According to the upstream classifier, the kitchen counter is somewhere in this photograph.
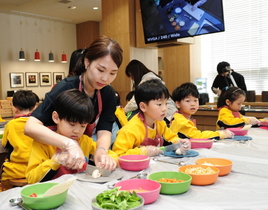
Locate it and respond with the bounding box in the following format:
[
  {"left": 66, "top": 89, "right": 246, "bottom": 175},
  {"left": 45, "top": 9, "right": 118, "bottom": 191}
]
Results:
[{"left": 1, "top": 128, "right": 268, "bottom": 210}]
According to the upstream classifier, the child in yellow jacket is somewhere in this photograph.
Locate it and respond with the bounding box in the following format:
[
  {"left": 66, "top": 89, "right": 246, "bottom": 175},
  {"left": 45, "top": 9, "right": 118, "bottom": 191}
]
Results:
[
  {"left": 112, "top": 79, "right": 190, "bottom": 157},
  {"left": 216, "top": 87, "right": 260, "bottom": 130},
  {"left": 170, "top": 82, "right": 233, "bottom": 140},
  {"left": 1, "top": 90, "right": 39, "bottom": 190},
  {"left": 26, "top": 89, "right": 117, "bottom": 184}
]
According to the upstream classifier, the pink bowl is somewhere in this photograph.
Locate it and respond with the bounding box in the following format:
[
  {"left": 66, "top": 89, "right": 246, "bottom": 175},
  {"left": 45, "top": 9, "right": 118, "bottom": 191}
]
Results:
[
  {"left": 114, "top": 179, "right": 161, "bottom": 204},
  {"left": 189, "top": 139, "right": 213, "bottom": 149},
  {"left": 227, "top": 128, "right": 248, "bottom": 136},
  {"left": 118, "top": 155, "right": 150, "bottom": 171}
]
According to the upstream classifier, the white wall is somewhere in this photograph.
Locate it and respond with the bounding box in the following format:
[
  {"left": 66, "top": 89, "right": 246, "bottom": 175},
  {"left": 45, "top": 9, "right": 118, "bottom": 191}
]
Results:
[{"left": 0, "top": 13, "right": 77, "bottom": 99}]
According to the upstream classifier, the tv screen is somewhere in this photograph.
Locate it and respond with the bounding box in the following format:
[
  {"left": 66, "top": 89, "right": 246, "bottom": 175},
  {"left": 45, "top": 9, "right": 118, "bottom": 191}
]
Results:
[{"left": 139, "top": 0, "right": 225, "bottom": 44}]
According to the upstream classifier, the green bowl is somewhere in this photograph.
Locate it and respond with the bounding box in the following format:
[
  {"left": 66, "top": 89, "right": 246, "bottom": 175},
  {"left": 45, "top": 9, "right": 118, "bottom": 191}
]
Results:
[
  {"left": 20, "top": 183, "right": 68, "bottom": 209},
  {"left": 148, "top": 171, "right": 192, "bottom": 195}
]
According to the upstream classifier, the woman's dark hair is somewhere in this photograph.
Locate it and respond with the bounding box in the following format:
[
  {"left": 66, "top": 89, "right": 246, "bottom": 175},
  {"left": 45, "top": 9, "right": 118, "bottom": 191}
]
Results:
[
  {"left": 72, "top": 36, "right": 123, "bottom": 76},
  {"left": 135, "top": 79, "right": 169, "bottom": 110},
  {"left": 217, "top": 87, "right": 246, "bottom": 108},
  {"left": 54, "top": 89, "right": 94, "bottom": 124},
  {"left": 68, "top": 49, "right": 85, "bottom": 76},
  {"left": 12, "top": 90, "right": 39, "bottom": 111},
  {"left": 172, "top": 82, "right": 199, "bottom": 102},
  {"left": 125, "top": 59, "right": 161, "bottom": 90},
  {"left": 126, "top": 90, "right": 135, "bottom": 102}
]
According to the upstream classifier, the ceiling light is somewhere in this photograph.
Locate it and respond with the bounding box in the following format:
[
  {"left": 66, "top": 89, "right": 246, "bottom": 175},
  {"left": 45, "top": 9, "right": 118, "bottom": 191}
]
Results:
[
  {"left": 93, "top": 7, "right": 98, "bottom": 10},
  {"left": 49, "top": 51, "right": 54, "bottom": 62},
  {"left": 61, "top": 52, "right": 67, "bottom": 63},
  {"left": 68, "top": 6, "right": 76, "bottom": 9},
  {"left": 19, "top": 48, "right": 25, "bottom": 61}
]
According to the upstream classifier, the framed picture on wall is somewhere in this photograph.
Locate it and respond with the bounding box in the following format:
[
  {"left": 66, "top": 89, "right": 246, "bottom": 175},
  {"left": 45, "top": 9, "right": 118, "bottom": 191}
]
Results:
[
  {"left": 39, "top": 72, "right": 52, "bottom": 86},
  {"left": 10, "top": 72, "right": 24, "bottom": 88},
  {"left": 53, "top": 72, "right": 65, "bottom": 84},
  {"left": 25, "top": 72, "right": 38, "bottom": 87}
]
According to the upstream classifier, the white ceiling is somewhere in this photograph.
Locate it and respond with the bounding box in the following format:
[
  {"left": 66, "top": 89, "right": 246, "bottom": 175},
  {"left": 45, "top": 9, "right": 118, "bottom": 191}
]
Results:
[{"left": 0, "top": 0, "right": 102, "bottom": 24}]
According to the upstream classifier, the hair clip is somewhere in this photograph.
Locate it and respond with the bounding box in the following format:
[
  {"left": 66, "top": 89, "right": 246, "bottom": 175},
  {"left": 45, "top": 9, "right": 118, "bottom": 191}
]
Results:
[{"left": 232, "top": 88, "right": 241, "bottom": 94}]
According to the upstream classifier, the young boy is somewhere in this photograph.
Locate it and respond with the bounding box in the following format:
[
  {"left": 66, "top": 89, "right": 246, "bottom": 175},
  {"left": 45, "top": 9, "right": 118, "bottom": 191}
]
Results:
[
  {"left": 26, "top": 89, "right": 118, "bottom": 184},
  {"left": 1, "top": 90, "right": 39, "bottom": 190},
  {"left": 112, "top": 79, "right": 190, "bottom": 157},
  {"left": 170, "top": 82, "right": 233, "bottom": 139}
]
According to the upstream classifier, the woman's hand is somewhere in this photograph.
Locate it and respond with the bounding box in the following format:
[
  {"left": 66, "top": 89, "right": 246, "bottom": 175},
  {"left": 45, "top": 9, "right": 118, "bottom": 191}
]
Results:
[
  {"left": 94, "top": 148, "right": 117, "bottom": 171},
  {"left": 61, "top": 139, "right": 85, "bottom": 170}
]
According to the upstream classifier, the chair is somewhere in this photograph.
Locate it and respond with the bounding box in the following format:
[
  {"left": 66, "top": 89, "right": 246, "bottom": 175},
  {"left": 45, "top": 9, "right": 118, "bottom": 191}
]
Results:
[{"left": 9, "top": 178, "right": 28, "bottom": 187}]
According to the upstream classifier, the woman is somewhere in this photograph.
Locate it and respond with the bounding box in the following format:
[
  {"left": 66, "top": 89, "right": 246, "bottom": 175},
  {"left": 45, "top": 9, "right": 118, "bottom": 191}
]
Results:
[
  {"left": 124, "top": 59, "right": 176, "bottom": 122},
  {"left": 24, "top": 35, "right": 123, "bottom": 171}
]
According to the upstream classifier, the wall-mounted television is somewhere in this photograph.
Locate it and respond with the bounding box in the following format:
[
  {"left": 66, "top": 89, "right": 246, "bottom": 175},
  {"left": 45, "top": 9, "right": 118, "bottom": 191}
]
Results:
[{"left": 139, "top": 0, "right": 225, "bottom": 44}]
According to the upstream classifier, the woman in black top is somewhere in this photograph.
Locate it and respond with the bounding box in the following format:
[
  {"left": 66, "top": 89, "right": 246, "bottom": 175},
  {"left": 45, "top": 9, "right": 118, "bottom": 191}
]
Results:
[{"left": 25, "top": 35, "right": 123, "bottom": 171}]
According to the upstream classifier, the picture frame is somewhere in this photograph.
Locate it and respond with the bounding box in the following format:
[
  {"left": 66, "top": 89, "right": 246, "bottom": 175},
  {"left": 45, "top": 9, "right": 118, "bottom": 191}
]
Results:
[
  {"left": 10, "top": 72, "right": 24, "bottom": 88},
  {"left": 53, "top": 72, "right": 65, "bottom": 84},
  {"left": 25, "top": 72, "right": 38, "bottom": 87},
  {"left": 39, "top": 72, "right": 52, "bottom": 86}
]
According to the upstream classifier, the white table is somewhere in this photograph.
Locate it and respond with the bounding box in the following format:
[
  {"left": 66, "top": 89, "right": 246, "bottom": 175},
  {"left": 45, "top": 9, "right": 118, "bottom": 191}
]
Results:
[{"left": 1, "top": 128, "right": 268, "bottom": 210}]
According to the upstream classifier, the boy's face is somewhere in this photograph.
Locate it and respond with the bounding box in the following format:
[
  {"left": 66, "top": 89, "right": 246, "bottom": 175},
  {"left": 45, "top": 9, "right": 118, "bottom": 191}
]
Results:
[
  {"left": 141, "top": 97, "right": 168, "bottom": 123},
  {"left": 52, "top": 112, "right": 87, "bottom": 140},
  {"left": 176, "top": 95, "right": 199, "bottom": 118}
]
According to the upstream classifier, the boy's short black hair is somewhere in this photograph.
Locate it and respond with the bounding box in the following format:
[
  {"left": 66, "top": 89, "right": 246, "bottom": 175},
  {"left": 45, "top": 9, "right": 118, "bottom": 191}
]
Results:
[
  {"left": 54, "top": 89, "right": 94, "bottom": 124},
  {"left": 134, "top": 79, "right": 170, "bottom": 110},
  {"left": 172, "top": 82, "right": 199, "bottom": 102},
  {"left": 12, "top": 90, "right": 39, "bottom": 111}
]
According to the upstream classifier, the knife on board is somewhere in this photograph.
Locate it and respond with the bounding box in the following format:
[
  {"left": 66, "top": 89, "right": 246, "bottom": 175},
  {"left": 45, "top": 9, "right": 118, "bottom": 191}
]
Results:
[
  {"left": 85, "top": 165, "right": 112, "bottom": 177},
  {"left": 159, "top": 142, "right": 182, "bottom": 152}
]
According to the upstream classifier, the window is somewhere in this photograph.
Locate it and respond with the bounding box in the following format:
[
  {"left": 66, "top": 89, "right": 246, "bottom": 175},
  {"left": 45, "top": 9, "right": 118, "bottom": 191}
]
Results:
[{"left": 200, "top": 0, "right": 268, "bottom": 102}]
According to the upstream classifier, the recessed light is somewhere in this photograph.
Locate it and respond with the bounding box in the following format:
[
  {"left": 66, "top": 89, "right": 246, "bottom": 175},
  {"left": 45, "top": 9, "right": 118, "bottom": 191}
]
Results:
[
  {"left": 93, "top": 7, "right": 98, "bottom": 10},
  {"left": 68, "top": 6, "right": 76, "bottom": 9}
]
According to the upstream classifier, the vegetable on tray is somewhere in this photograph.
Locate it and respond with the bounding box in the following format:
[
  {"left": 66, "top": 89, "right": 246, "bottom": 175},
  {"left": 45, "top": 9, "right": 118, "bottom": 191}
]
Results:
[{"left": 92, "top": 187, "right": 142, "bottom": 210}]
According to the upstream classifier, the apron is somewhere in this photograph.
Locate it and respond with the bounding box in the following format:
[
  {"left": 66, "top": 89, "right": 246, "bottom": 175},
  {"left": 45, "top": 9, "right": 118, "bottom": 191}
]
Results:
[
  {"left": 138, "top": 112, "right": 163, "bottom": 147},
  {"left": 79, "top": 74, "right": 103, "bottom": 137}
]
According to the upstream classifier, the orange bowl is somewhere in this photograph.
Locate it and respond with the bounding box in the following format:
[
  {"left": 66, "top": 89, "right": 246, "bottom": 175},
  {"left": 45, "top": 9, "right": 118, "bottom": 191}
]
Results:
[
  {"left": 195, "top": 158, "right": 233, "bottom": 176},
  {"left": 179, "top": 165, "right": 219, "bottom": 185}
]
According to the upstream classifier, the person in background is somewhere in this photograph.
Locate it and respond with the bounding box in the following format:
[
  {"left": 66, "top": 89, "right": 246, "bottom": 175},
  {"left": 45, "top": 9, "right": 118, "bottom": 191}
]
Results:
[
  {"left": 211, "top": 61, "right": 247, "bottom": 96},
  {"left": 125, "top": 90, "right": 139, "bottom": 120},
  {"left": 1, "top": 90, "right": 39, "bottom": 190},
  {"left": 112, "top": 79, "right": 190, "bottom": 157},
  {"left": 216, "top": 87, "right": 260, "bottom": 130},
  {"left": 110, "top": 90, "right": 128, "bottom": 146},
  {"left": 124, "top": 59, "right": 177, "bottom": 123},
  {"left": 170, "top": 82, "right": 233, "bottom": 140},
  {"left": 24, "top": 35, "right": 123, "bottom": 171},
  {"left": 68, "top": 49, "right": 85, "bottom": 77},
  {"left": 26, "top": 89, "right": 118, "bottom": 184}
]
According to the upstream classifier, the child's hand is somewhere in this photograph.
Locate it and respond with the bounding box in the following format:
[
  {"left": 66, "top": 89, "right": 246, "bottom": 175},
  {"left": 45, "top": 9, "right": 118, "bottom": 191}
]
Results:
[
  {"left": 249, "top": 117, "right": 260, "bottom": 125},
  {"left": 61, "top": 139, "right": 85, "bottom": 170},
  {"left": 219, "top": 129, "right": 234, "bottom": 139},
  {"left": 140, "top": 146, "right": 163, "bottom": 157},
  {"left": 51, "top": 152, "right": 68, "bottom": 166},
  {"left": 179, "top": 139, "right": 191, "bottom": 152}
]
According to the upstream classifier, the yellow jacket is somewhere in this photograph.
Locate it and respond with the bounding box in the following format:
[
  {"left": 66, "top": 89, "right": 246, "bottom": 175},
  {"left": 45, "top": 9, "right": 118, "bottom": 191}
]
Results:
[
  {"left": 115, "top": 106, "right": 128, "bottom": 127},
  {"left": 1, "top": 117, "right": 33, "bottom": 180},
  {"left": 26, "top": 134, "right": 118, "bottom": 184},
  {"left": 216, "top": 107, "right": 250, "bottom": 130},
  {"left": 112, "top": 114, "right": 179, "bottom": 157},
  {"left": 170, "top": 113, "right": 223, "bottom": 139}
]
